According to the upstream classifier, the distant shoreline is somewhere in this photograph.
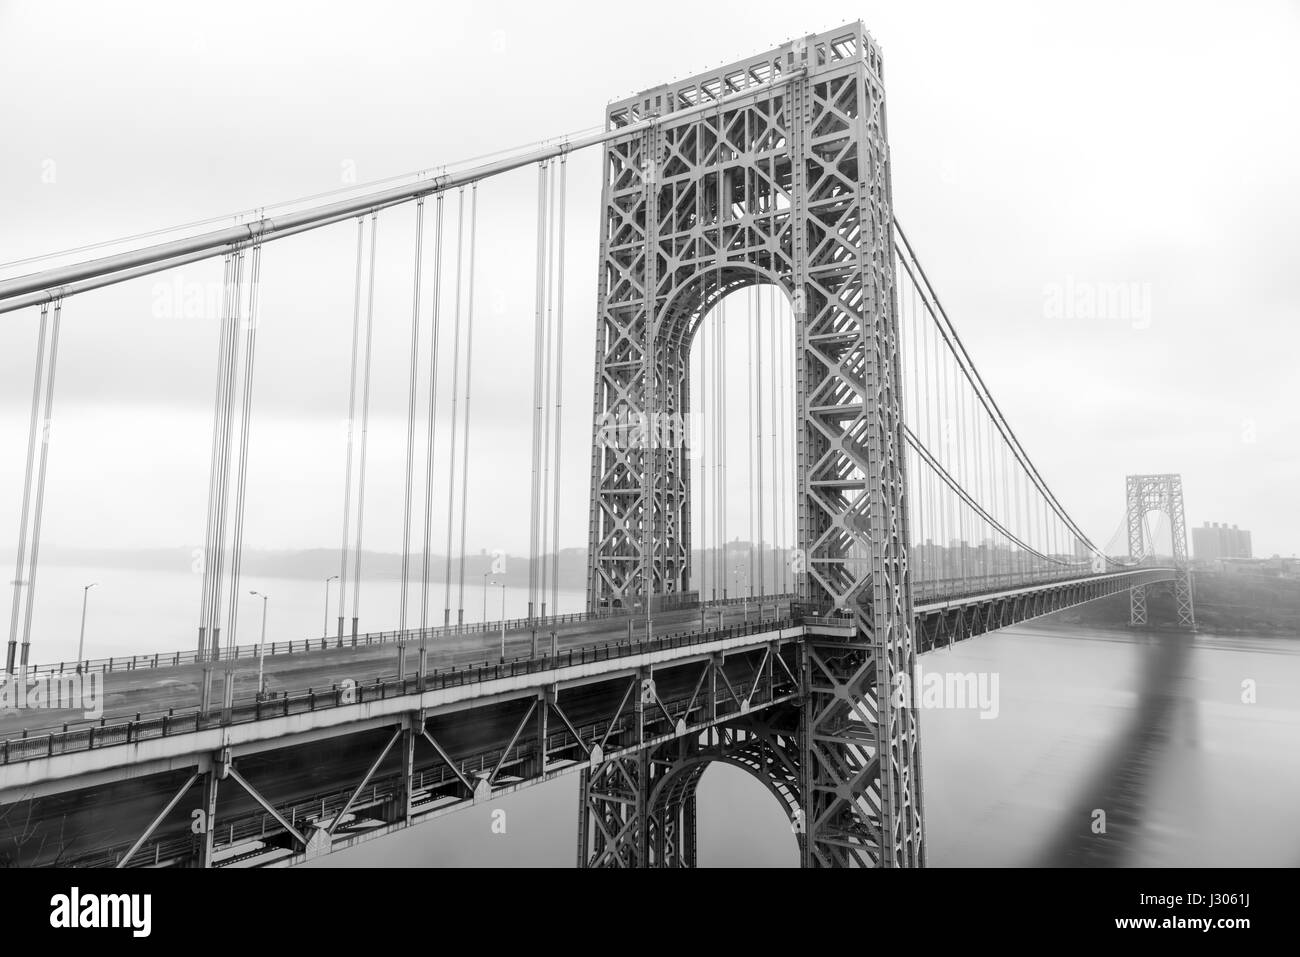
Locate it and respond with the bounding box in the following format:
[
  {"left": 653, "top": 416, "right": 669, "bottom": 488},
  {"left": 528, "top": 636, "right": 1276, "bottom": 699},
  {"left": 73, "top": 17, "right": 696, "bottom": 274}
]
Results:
[{"left": 22, "top": 542, "right": 790, "bottom": 593}]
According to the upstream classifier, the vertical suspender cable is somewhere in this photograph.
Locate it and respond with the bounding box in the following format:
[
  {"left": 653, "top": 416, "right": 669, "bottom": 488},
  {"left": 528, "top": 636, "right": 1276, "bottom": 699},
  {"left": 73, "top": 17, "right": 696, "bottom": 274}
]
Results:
[
  {"left": 746, "top": 289, "right": 754, "bottom": 598},
  {"left": 755, "top": 286, "right": 764, "bottom": 598},
  {"left": 197, "top": 255, "right": 233, "bottom": 659},
  {"left": 713, "top": 302, "right": 722, "bottom": 600},
  {"left": 720, "top": 299, "right": 728, "bottom": 598},
  {"left": 223, "top": 243, "right": 263, "bottom": 657},
  {"left": 16, "top": 300, "right": 63, "bottom": 669},
  {"left": 6, "top": 303, "right": 50, "bottom": 674},
  {"left": 957, "top": 355, "right": 967, "bottom": 582},
  {"left": 420, "top": 194, "right": 445, "bottom": 631},
  {"left": 927, "top": 298, "right": 940, "bottom": 583},
  {"left": 910, "top": 282, "right": 923, "bottom": 585},
  {"left": 548, "top": 157, "right": 568, "bottom": 617},
  {"left": 527, "top": 162, "right": 548, "bottom": 620},
  {"left": 539, "top": 168, "right": 557, "bottom": 616},
  {"left": 764, "top": 287, "right": 774, "bottom": 595},
  {"left": 780, "top": 294, "right": 789, "bottom": 592},
  {"left": 987, "top": 393, "right": 997, "bottom": 573},
  {"left": 719, "top": 302, "right": 726, "bottom": 599},
  {"left": 350, "top": 214, "right": 380, "bottom": 641},
  {"left": 924, "top": 294, "right": 934, "bottom": 586},
  {"left": 714, "top": 144, "right": 725, "bottom": 604},
  {"left": 442, "top": 190, "right": 466, "bottom": 627},
  {"left": 206, "top": 251, "right": 245, "bottom": 656},
  {"left": 454, "top": 185, "right": 479, "bottom": 627},
  {"left": 943, "top": 312, "right": 955, "bottom": 583},
  {"left": 702, "top": 295, "right": 712, "bottom": 600},
  {"left": 399, "top": 199, "right": 426, "bottom": 633},
  {"left": 336, "top": 218, "right": 365, "bottom": 641}
]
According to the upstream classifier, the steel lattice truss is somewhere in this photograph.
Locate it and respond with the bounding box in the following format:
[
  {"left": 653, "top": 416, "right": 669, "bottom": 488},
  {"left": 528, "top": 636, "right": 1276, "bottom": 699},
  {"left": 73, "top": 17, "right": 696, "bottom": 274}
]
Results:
[
  {"left": 585, "top": 24, "right": 923, "bottom": 866},
  {"left": 579, "top": 711, "right": 803, "bottom": 867},
  {"left": 1125, "top": 473, "right": 1195, "bottom": 628}
]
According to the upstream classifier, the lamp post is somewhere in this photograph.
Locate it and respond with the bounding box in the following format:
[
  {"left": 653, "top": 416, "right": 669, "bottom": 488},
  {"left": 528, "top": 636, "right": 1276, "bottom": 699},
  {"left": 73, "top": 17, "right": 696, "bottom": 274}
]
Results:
[
  {"left": 482, "top": 570, "right": 490, "bottom": 625},
  {"left": 323, "top": 575, "right": 338, "bottom": 640},
  {"left": 491, "top": 580, "right": 505, "bottom": 660},
  {"left": 249, "top": 590, "right": 269, "bottom": 696},
  {"left": 76, "top": 582, "right": 98, "bottom": 673},
  {"left": 734, "top": 566, "right": 747, "bottom": 622}
]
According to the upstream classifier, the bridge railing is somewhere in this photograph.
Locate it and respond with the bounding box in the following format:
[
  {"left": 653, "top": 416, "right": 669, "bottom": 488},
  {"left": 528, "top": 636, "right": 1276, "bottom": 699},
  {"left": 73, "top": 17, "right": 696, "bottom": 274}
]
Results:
[
  {"left": 15, "top": 608, "right": 624, "bottom": 679},
  {"left": 16, "top": 592, "right": 801, "bottom": 681},
  {"left": 0, "top": 612, "right": 802, "bottom": 767},
  {"left": 914, "top": 566, "right": 1114, "bottom": 605}
]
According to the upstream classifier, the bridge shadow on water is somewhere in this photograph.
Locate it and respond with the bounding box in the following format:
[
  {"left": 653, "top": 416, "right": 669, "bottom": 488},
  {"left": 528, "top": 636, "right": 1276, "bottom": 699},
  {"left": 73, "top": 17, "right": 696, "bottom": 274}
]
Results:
[{"left": 1035, "top": 629, "right": 1193, "bottom": 867}]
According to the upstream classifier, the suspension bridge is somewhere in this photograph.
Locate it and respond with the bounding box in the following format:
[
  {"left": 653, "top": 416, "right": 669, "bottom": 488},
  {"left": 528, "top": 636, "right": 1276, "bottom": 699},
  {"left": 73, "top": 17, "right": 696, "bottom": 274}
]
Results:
[{"left": 0, "top": 23, "right": 1193, "bottom": 868}]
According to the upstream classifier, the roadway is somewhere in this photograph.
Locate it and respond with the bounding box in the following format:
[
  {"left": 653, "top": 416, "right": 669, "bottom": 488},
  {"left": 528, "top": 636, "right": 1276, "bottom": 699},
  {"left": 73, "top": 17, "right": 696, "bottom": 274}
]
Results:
[{"left": 0, "top": 598, "right": 792, "bottom": 740}]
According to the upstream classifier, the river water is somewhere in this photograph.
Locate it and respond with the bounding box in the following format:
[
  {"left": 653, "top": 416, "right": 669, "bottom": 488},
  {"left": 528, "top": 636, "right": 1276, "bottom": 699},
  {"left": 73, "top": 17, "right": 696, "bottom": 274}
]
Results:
[{"left": 13, "top": 564, "right": 1300, "bottom": 867}]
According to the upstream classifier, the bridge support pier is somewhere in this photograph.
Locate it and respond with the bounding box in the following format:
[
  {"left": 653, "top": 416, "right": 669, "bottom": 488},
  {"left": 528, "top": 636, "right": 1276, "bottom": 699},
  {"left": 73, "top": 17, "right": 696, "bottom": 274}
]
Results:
[
  {"left": 195, "top": 765, "right": 220, "bottom": 868},
  {"left": 1129, "top": 584, "right": 1149, "bottom": 626}
]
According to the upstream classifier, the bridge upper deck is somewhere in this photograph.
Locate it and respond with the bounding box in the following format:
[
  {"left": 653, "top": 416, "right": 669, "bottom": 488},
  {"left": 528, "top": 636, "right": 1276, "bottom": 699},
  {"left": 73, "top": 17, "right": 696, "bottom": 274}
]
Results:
[{"left": 0, "top": 566, "right": 1175, "bottom": 768}]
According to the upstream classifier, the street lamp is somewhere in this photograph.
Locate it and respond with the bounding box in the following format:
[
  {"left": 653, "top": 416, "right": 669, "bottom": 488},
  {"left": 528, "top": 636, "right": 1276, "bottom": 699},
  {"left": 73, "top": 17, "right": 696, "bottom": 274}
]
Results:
[
  {"left": 323, "top": 575, "right": 338, "bottom": 640},
  {"left": 482, "top": 570, "right": 490, "bottom": 625},
  {"left": 249, "top": 590, "right": 269, "bottom": 696},
  {"left": 734, "top": 566, "right": 747, "bottom": 622},
  {"left": 76, "top": 582, "right": 98, "bottom": 672},
  {"left": 491, "top": 580, "right": 505, "bottom": 659}
]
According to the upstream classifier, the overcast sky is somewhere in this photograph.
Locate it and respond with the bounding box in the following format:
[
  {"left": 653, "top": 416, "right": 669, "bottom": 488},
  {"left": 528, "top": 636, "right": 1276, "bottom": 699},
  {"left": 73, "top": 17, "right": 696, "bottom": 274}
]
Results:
[{"left": 1, "top": 0, "right": 1297, "bottom": 565}]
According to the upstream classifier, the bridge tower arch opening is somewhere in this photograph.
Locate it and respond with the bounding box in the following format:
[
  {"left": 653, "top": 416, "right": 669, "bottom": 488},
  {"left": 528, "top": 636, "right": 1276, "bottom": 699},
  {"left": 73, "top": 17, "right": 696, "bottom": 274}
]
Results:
[
  {"left": 584, "top": 23, "right": 924, "bottom": 867},
  {"left": 578, "top": 713, "right": 804, "bottom": 868},
  {"left": 1125, "top": 473, "right": 1195, "bottom": 629},
  {"left": 683, "top": 277, "right": 797, "bottom": 602}
]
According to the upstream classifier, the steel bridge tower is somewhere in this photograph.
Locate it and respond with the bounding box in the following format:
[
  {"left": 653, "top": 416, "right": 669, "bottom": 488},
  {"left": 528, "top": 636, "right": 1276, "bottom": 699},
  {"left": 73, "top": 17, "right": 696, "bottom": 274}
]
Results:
[
  {"left": 1125, "top": 473, "right": 1195, "bottom": 629},
  {"left": 582, "top": 24, "right": 923, "bottom": 867}
]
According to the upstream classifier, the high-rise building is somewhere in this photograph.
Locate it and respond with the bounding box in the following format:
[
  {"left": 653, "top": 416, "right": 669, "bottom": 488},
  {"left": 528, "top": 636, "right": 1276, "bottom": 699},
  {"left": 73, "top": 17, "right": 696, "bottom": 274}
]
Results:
[{"left": 1192, "top": 521, "right": 1252, "bottom": 561}]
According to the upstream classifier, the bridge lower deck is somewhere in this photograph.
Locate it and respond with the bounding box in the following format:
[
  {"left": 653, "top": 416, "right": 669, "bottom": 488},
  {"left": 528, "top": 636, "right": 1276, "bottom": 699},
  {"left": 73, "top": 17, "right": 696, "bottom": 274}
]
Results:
[{"left": 0, "top": 568, "right": 1175, "bottom": 868}]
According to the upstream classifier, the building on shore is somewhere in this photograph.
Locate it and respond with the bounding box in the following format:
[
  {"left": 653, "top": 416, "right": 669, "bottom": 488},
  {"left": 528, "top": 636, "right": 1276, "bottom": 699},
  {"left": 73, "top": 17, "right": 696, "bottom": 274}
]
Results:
[
  {"left": 1193, "top": 521, "right": 1252, "bottom": 561},
  {"left": 1212, "top": 555, "right": 1300, "bottom": 578}
]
